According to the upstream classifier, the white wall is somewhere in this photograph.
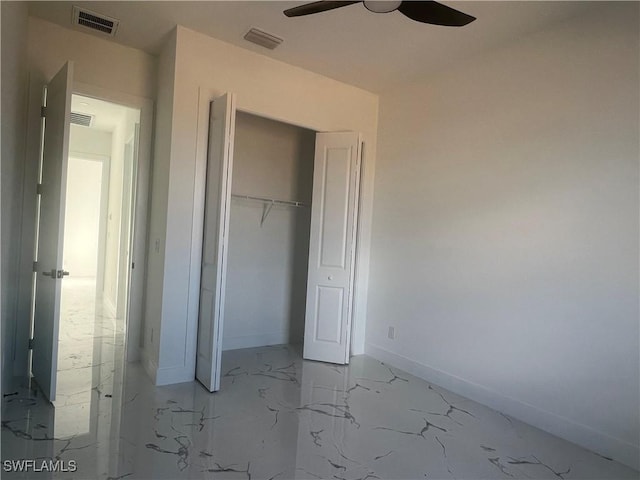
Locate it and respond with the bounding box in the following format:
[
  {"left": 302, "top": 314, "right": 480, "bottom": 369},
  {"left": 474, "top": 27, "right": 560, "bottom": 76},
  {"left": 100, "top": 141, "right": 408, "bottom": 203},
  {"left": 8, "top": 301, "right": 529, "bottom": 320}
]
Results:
[
  {"left": 69, "top": 123, "right": 112, "bottom": 157},
  {"left": 26, "top": 17, "right": 155, "bottom": 100},
  {"left": 144, "top": 25, "right": 378, "bottom": 385},
  {"left": 103, "top": 113, "right": 126, "bottom": 314},
  {"left": 1, "top": 1, "right": 29, "bottom": 391},
  {"left": 67, "top": 124, "right": 112, "bottom": 293},
  {"left": 14, "top": 16, "right": 156, "bottom": 377},
  {"left": 367, "top": 3, "right": 639, "bottom": 469},
  {"left": 142, "top": 30, "right": 175, "bottom": 382},
  {"left": 62, "top": 157, "right": 103, "bottom": 277},
  {"left": 64, "top": 124, "right": 113, "bottom": 280},
  {"left": 223, "top": 112, "right": 314, "bottom": 350}
]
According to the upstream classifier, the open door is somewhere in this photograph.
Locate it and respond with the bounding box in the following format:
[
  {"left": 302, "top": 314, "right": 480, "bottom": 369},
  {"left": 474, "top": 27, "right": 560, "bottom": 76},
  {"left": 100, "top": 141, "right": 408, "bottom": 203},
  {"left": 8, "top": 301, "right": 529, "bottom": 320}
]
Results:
[
  {"left": 32, "top": 62, "right": 74, "bottom": 402},
  {"left": 196, "top": 93, "right": 236, "bottom": 392},
  {"left": 304, "top": 132, "right": 362, "bottom": 364}
]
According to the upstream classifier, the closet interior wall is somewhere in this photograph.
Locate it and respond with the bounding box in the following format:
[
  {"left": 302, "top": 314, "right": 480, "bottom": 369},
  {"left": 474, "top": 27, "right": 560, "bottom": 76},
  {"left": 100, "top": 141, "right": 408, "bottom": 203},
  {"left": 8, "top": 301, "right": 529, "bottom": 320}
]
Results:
[{"left": 223, "top": 112, "right": 315, "bottom": 351}]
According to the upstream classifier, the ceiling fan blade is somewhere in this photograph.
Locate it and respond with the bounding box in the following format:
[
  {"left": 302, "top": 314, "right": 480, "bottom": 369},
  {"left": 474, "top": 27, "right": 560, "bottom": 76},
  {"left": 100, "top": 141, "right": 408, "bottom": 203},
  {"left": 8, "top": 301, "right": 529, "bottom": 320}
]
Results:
[
  {"left": 284, "top": 1, "right": 362, "bottom": 17},
  {"left": 398, "top": 1, "right": 476, "bottom": 26}
]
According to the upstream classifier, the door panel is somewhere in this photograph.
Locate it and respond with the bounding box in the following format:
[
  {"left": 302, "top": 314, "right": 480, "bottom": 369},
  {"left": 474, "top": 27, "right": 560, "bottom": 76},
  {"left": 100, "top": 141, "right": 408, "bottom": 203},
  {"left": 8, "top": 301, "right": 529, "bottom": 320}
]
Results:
[
  {"left": 315, "top": 286, "right": 344, "bottom": 343},
  {"left": 196, "top": 93, "right": 236, "bottom": 392},
  {"left": 32, "top": 62, "right": 74, "bottom": 402},
  {"left": 319, "top": 150, "right": 351, "bottom": 268},
  {"left": 304, "top": 132, "right": 361, "bottom": 364}
]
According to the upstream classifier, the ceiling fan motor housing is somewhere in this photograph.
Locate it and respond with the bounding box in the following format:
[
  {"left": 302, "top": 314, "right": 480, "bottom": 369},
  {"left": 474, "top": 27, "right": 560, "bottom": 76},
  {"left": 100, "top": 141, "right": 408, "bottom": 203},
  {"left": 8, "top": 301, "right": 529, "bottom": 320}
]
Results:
[{"left": 363, "top": 1, "right": 403, "bottom": 13}]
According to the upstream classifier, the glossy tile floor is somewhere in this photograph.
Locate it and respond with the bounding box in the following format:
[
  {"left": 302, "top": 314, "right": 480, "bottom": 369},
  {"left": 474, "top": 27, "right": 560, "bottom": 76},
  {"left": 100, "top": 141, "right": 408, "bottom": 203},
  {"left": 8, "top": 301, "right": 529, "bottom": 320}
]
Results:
[
  {"left": 54, "top": 277, "right": 125, "bottom": 439},
  {"left": 2, "top": 283, "right": 638, "bottom": 479}
]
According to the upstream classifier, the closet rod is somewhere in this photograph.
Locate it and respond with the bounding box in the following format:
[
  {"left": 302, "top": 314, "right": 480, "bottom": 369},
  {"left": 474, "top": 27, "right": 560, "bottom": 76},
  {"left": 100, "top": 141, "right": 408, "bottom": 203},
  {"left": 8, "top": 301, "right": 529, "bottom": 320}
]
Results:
[{"left": 230, "top": 193, "right": 309, "bottom": 208}]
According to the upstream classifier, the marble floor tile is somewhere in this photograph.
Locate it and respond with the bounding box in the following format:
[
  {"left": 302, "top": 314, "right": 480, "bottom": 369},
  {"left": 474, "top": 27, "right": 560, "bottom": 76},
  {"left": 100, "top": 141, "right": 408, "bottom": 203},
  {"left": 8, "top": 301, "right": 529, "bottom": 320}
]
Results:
[
  {"left": 3, "top": 345, "right": 638, "bottom": 479},
  {"left": 2, "top": 280, "right": 638, "bottom": 479}
]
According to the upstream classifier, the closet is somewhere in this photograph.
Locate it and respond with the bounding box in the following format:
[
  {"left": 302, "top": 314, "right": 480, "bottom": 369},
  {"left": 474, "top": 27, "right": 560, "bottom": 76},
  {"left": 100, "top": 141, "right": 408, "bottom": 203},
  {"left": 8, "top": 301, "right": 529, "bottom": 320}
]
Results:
[
  {"left": 196, "top": 94, "right": 362, "bottom": 392},
  {"left": 222, "top": 111, "right": 315, "bottom": 351}
]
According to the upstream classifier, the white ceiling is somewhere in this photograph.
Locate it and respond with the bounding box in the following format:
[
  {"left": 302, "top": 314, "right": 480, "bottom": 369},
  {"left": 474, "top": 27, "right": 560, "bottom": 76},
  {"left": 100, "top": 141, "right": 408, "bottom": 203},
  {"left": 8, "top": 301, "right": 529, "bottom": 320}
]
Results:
[{"left": 28, "top": 1, "right": 600, "bottom": 93}]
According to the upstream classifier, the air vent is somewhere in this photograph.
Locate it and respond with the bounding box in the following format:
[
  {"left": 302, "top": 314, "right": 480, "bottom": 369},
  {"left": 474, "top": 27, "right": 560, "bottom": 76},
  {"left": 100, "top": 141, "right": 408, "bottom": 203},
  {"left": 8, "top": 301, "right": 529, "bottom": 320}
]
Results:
[
  {"left": 243, "top": 28, "right": 283, "bottom": 50},
  {"left": 72, "top": 6, "right": 119, "bottom": 36},
  {"left": 70, "top": 112, "right": 93, "bottom": 127}
]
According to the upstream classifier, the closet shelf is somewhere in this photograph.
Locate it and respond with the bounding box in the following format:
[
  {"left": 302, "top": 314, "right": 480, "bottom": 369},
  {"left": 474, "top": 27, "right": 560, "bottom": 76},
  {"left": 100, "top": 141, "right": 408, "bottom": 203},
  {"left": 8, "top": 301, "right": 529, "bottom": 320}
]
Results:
[{"left": 231, "top": 193, "right": 309, "bottom": 227}]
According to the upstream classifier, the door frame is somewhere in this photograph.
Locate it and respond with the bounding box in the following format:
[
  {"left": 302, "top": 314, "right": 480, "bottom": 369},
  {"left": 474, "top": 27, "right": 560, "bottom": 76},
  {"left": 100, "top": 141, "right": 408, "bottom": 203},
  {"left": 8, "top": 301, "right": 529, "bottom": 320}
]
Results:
[
  {"left": 116, "top": 129, "right": 139, "bottom": 320},
  {"left": 189, "top": 89, "right": 364, "bottom": 380},
  {"left": 72, "top": 82, "right": 153, "bottom": 363}
]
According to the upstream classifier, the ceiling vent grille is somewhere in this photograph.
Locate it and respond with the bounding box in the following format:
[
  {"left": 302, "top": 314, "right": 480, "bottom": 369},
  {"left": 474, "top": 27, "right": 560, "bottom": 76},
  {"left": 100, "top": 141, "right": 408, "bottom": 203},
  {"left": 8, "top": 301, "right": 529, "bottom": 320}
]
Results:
[
  {"left": 72, "top": 6, "right": 119, "bottom": 36},
  {"left": 243, "top": 28, "right": 283, "bottom": 50},
  {"left": 70, "top": 112, "right": 93, "bottom": 127}
]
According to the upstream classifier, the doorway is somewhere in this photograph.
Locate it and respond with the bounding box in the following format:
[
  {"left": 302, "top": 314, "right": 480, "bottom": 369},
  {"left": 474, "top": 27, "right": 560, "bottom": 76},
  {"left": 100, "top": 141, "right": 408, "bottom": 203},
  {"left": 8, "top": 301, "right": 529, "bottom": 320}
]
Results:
[
  {"left": 196, "top": 94, "right": 363, "bottom": 392},
  {"left": 29, "top": 62, "right": 152, "bottom": 404},
  {"left": 30, "top": 67, "right": 146, "bottom": 409},
  {"left": 222, "top": 111, "right": 315, "bottom": 353},
  {"left": 53, "top": 94, "right": 140, "bottom": 418}
]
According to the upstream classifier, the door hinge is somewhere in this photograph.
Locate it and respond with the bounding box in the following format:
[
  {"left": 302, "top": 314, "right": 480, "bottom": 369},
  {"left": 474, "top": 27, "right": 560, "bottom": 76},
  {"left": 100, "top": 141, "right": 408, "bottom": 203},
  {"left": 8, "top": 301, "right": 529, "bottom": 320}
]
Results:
[
  {"left": 36, "top": 183, "right": 43, "bottom": 195},
  {"left": 28, "top": 338, "right": 34, "bottom": 350},
  {"left": 40, "top": 106, "right": 47, "bottom": 118},
  {"left": 32, "top": 261, "right": 38, "bottom": 273}
]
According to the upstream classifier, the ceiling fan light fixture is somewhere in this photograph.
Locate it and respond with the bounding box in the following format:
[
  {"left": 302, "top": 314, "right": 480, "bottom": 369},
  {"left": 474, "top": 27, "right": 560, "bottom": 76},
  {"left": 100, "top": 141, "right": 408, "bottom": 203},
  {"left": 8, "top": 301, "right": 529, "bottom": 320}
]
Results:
[
  {"left": 283, "top": 1, "right": 476, "bottom": 27},
  {"left": 363, "top": 1, "right": 402, "bottom": 14}
]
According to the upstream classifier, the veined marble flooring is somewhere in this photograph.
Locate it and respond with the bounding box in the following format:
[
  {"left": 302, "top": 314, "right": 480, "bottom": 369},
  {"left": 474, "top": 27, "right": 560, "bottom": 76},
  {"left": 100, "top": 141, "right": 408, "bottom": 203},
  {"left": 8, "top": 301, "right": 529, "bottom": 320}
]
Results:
[
  {"left": 54, "top": 277, "right": 125, "bottom": 440},
  {"left": 3, "top": 338, "right": 639, "bottom": 479},
  {"left": 2, "top": 279, "right": 638, "bottom": 480}
]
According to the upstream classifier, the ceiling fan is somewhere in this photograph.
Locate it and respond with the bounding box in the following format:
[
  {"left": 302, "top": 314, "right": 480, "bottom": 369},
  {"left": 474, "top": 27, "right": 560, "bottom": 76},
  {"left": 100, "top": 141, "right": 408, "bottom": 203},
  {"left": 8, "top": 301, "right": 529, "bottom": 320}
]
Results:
[{"left": 283, "top": 1, "right": 476, "bottom": 27}]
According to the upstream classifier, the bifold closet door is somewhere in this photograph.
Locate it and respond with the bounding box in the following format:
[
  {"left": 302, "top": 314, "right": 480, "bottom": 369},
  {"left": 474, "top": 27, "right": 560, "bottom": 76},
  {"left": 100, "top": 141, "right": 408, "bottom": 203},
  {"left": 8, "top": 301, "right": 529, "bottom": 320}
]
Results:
[
  {"left": 303, "top": 132, "right": 362, "bottom": 365},
  {"left": 196, "top": 93, "right": 236, "bottom": 392}
]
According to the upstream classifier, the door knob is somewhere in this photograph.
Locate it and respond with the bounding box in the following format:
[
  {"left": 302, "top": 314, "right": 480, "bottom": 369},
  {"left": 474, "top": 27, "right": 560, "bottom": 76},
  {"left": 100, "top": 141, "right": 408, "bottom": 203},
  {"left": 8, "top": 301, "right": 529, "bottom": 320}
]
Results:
[
  {"left": 57, "top": 270, "right": 70, "bottom": 279},
  {"left": 328, "top": 275, "right": 333, "bottom": 280}
]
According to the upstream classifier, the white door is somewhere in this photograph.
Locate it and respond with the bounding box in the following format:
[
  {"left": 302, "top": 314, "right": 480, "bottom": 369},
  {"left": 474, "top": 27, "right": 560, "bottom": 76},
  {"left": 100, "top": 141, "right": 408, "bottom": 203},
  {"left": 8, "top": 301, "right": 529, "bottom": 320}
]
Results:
[
  {"left": 196, "top": 93, "right": 236, "bottom": 392},
  {"left": 32, "top": 61, "right": 74, "bottom": 402},
  {"left": 304, "top": 132, "right": 362, "bottom": 364}
]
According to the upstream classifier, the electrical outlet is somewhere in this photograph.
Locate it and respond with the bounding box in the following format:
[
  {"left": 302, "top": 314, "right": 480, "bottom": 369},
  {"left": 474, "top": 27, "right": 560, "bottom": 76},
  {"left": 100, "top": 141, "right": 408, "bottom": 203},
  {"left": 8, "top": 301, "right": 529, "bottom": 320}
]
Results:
[{"left": 388, "top": 326, "right": 396, "bottom": 340}]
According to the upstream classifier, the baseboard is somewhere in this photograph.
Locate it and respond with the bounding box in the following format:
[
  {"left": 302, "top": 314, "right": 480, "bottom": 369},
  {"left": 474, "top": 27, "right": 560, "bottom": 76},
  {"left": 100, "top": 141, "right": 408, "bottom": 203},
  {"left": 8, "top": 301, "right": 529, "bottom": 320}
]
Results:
[
  {"left": 141, "top": 348, "right": 157, "bottom": 385},
  {"left": 140, "top": 348, "right": 195, "bottom": 386},
  {"left": 154, "top": 364, "right": 195, "bottom": 386},
  {"left": 222, "top": 332, "right": 288, "bottom": 351},
  {"left": 365, "top": 343, "right": 640, "bottom": 471}
]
